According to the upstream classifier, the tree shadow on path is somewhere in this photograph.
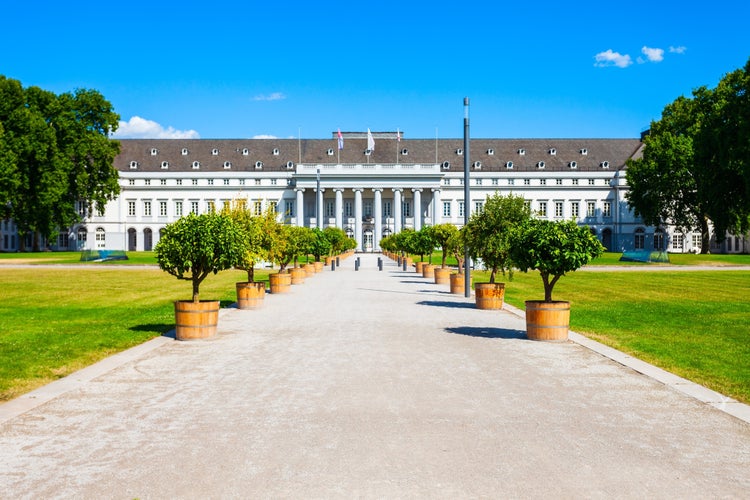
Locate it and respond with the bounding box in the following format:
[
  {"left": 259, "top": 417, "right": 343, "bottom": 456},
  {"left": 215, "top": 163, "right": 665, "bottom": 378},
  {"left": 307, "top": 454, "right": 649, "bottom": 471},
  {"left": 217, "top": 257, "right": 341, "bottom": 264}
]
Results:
[{"left": 445, "top": 326, "right": 527, "bottom": 339}]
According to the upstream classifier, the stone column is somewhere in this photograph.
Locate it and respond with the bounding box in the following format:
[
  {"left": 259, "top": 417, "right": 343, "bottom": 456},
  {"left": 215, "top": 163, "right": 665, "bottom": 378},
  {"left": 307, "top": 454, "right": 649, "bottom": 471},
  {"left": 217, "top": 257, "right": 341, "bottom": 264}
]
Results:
[
  {"left": 432, "top": 188, "right": 442, "bottom": 225},
  {"left": 334, "top": 189, "right": 343, "bottom": 229},
  {"left": 373, "top": 188, "right": 383, "bottom": 251},
  {"left": 393, "top": 188, "right": 402, "bottom": 234},
  {"left": 413, "top": 188, "right": 422, "bottom": 231},
  {"left": 354, "top": 189, "right": 363, "bottom": 252},
  {"left": 295, "top": 188, "right": 305, "bottom": 227}
]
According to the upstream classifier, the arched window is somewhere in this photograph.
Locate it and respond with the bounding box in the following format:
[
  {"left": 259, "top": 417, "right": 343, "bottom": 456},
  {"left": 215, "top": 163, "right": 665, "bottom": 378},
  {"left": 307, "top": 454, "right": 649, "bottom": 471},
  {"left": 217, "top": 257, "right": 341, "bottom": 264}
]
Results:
[{"left": 96, "top": 227, "right": 106, "bottom": 249}]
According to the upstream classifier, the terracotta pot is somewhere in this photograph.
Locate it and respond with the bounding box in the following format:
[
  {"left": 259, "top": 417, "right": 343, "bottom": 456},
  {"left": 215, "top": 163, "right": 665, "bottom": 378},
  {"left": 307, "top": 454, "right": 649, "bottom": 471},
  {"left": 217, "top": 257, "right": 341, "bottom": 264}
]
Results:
[
  {"left": 434, "top": 267, "right": 451, "bottom": 284},
  {"left": 235, "top": 282, "right": 265, "bottom": 310},
  {"left": 290, "top": 267, "right": 306, "bottom": 284},
  {"left": 174, "top": 300, "right": 219, "bottom": 341},
  {"left": 474, "top": 282, "right": 505, "bottom": 310},
  {"left": 269, "top": 272, "right": 292, "bottom": 294},
  {"left": 421, "top": 264, "right": 435, "bottom": 278},
  {"left": 525, "top": 300, "right": 570, "bottom": 341},
  {"left": 449, "top": 273, "right": 471, "bottom": 294}
]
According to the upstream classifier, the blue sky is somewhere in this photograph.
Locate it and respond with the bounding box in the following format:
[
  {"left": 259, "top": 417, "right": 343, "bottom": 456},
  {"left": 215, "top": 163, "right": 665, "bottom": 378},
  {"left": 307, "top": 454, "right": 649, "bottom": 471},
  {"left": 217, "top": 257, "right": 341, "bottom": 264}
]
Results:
[{"left": 2, "top": 1, "right": 749, "bottom": 140}]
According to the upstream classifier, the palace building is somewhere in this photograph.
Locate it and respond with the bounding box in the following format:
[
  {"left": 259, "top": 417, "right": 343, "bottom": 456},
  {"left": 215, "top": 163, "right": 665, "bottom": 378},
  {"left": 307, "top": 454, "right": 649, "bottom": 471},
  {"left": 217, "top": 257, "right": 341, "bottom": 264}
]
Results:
[{"left": 2, "top": 132, "right": 745, "bottom": 254}]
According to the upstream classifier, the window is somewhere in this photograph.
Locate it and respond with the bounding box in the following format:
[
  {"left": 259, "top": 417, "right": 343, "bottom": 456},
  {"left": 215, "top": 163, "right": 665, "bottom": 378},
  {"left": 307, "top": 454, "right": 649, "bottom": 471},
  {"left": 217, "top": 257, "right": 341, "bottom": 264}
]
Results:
[
  {"left": 144, "top": 179, "right": 151, "bottom": 186},
  {"left": 540, "top": 179, "right": 546, "bottom": 186},
  {"left": 383, "top": 201, "right": 392, "bottom": 218},
  {"left": 492, "top": 178, "right": 499, "bottom": 186},
  {"left": 159, "top": 201, "right": 167, "bottom": 217},
  {"left": 239, "top": 179, "right": 245, "bottom": 186},
  {"left": 524, "top": 179, "right": 530, "bottom": 186},
  {"left": 224, "top": 179, "right": 230, "bottom": 186},
  {"left": 603, "top": 201, "right": 611, "bottom": 218},
  {"left": 271, "top": 178, "right": 277, "bottom": 185},
  {"left": 207, "top": 179, "right": 214, "bottom": 186},
  {"left": 588, "top": 179, "right": 595, "bottom": 185},
  {"left": 364, "top": 201, "right": 373, "bottom": 218},
  {"left": 654, "top": 229, "right": 665, "bottom": 250},
  {"left": 255, "top": 179, "right": 261, "bottom": 186},
  {"left": 443, "top": 178, "right": 451, "bottom": 186},
  {"left": 222, "top": 200, "right": 230, "bottom": 211},
  {"left": 190, "top": 201, "right": 199, "bottom": 214},
  {"left": 672, "top": 233, "right": 684, "bottom": 251},
  {"left": 443, "top": 201, "right": 452, "bottom": 217},
  {"left": 182, "top": 148, "right": 189, "bottom": 155},
  {"left": 143, "top": 201, "right": 152, "bottom": 217},
  {"left": 128, "top": 201, "right": 136, "bottom": 216},
  {"left": 160, "top": 179, "right": 167, "bottom": 186},
  {"left": 344, "top": 201, "right": 353, "bottom": 218},
  {"left": 458, "top": 201, "right": 465, "bottom": 218},
  {"left": 192, "top": 179, "right": 198, "bottom": 186},
  {"left": 508, "top": 179, "right": 515, "bottom": 186},
  {"left": 207, "top": 201, "right": 216, "bottom": 213},
  {"left": 95, "top": 228, "right": 106, "bottom": 248},
  {"left": 476, "top": 178, "right": 483, "bottom": 186},
  {"left": 402, "top": 201, "right": 412, "bottom": 217},
  {"left": 474, "top": 201, "right": 484, "bottom": 214},
  {"left": 128, "top": 179, "right": 135, "bottom": 186},
  {"left": 175, "top": 201, "right": 183, "bottom": 217},
  {"left": 555, "top": 201, "right": 563, "bottom": 218},
  {"left": 556, "top": 179, "right": 563, "bottom": 185},
  {"left": 524, "top": 200, "right": 532, "bottom": 212},
  {"left": 571, "top": 202, "right": 579, "bottom": 218},
  {"left": 253, "top": 200, "right": 262, "bottom": 216},
  {"left": 634, "top": 228, "right": 645, "bottom": 250},
  {"left": 269, "top": 201, "right": 277, "bottom": 213},
  {"left": 212, "top": 148, "right": 219, "bottom": 156},
  {"left": 176, "top": 179, "right": 182, "bottom": 186},
  {"left": 326, "top": 201, "right": 335, "bottom": 217},
  {"left": 538, "top": 201, "right": 547, "bottom": 217},
  {"left": 285, "top": 200, "right": 295, "bottom": 217},
  {"left": 587, "top": 202, "right": 596, "bottom": 217},
  {"left": 691, "top": 233, "right": 701, "bottom": 250},
  {"left": 572, "top": 178, "right": 579, "bottom": 186}
]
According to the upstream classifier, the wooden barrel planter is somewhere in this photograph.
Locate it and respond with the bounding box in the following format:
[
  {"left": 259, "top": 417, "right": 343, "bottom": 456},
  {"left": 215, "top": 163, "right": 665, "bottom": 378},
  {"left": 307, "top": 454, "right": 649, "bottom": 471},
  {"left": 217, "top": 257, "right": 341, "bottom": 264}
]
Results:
[
  {"left": 174, "top": 300, "right": 220, "bottom": 341},
  {"left": 269, "top": 272, "right": 292, "bottom": 294},
  {"left": 474, "top": 282, "right": 505, "bottom": 310},
  {"left": 235, "top": 282, "right": 266, "bottom": 310},
  {"left": 421, "top": 264, "right": 435, "bottom": 279},
  {"left": 290, "top": 267, "right": 306, "bottom": 284},
  {"left": 325, "top": 256, "right": 333, "bottom": 266},
  {"left": 405, "top": 257, "right": 413, "bottom": 268},
  {"left": 313, "top": 261, "right": 324, "bottom": 273},
  {"left": 525, "top": 300, "right": 570, "bottom": 341},
  {"left": 415, "top": 261, "right": 425, "bottom": 274},
  {"left": 449, "top": 273, "right": 470, "bottom": 294},
  {"left": 303, "top": 263, "right": 316, "bottom": 277},
  {"left": 434, "top": 267, "right": 451, "bottom": 284}
]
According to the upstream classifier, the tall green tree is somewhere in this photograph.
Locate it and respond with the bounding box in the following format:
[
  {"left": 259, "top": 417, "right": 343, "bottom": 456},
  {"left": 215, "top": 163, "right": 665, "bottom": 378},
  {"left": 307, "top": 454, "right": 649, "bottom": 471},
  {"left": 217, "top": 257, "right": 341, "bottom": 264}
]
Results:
[
  {"left": 626, "top": 59, "right": 750, "bottom": 251},
  {"left": 0, "top": 76, "right": 120, "bottom": 250}
]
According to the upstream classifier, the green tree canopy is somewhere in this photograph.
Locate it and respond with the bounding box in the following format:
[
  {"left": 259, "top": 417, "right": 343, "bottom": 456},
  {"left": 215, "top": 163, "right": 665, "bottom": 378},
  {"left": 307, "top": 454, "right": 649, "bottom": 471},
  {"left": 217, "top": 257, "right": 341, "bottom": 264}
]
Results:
[
  {"left": 0, "top": 76, "right": 121, "bottom": 250},
  {"left": 430, "top": 223, "right": 458, "bottom": 268},
  {"left": 626, "top": 59, "right": 750, "bottom": 250},
  {"left": 464, "top": 193, "right": 532, "bottom": 283}
]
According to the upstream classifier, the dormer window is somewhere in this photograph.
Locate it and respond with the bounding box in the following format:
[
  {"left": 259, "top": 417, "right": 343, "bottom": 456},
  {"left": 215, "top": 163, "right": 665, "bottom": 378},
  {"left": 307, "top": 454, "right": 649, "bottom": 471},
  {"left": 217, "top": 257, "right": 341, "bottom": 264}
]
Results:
[
  {"left": 580, "top": 148, "right": 588, "bottom": 155},
  {"left": 223, "top": 161, "right": 232, "bottom": 169},
  {"left": 537, "top": 161, "right": 546, "bottom": 169},
  {"left": 549, "top": 148, "right": 557, "bottom": 155},
  {"left": 273, "top": 148, "right": 280, "bottom": 156},
  {"left": 518, "top": 148, "right": 526, "bottom": 155},
  {"left": 487, "top": 148, "right": 495, "bottom": 155},
  {"left": 473, "top": 161, "right": 482, "bottom": 169},
  {"left": 364, "top": 149, "right": 372, "bottom": 156},
  {"left": 192, "top": 161, "right": 200, "bottom": 169},
  {"left": 182, "top": 148, "right": 189, "bottom": 155},
  {"left": 161, "top": 161, "right": 169, "bottom": 169},
  {"left": 242, "top": 148, "right": 249, "bottom": 155},
  {"left": 212, "top": 148, "right": 219, "bottom": 156},
  {"left": 150, "top": 148, "right": 158, "bottom": 156},
  {"left": 255, "top": 161, "right": 263, "bottom": 169},
  {"left": 442, "top": 161, "right": 451, "bottom": 170},
  {"left": 506, "top": 161, "right": 514, "bottom": 169},
  {"left": 569, "top": 161, "right": 578, "bottom": 169},
  {"left": 286, "top": 161, "right": 294, "bottom": 170},
  {"left": 456, "top": 148, "right": 463, "bottom": 155},
  {"left": 401, "top": 148, "right": 409, "bottom": 155},
  {"left": 327, "top": 148, "right": 334, "bottom": 156},
  {"left": 129, "top": 161, "right": 138, "bottom": 169},
  {"left": 601, "top": 161, "right": 610, "bottom": 169}
]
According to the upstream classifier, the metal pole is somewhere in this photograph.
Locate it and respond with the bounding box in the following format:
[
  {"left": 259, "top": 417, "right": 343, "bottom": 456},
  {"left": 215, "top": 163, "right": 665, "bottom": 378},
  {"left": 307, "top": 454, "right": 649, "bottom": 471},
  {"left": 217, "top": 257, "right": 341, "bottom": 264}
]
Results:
[
  {"left": 463, "top": 97, "right": 471, "bottom": 298},
  {"left": 316, "top": 168, "right": 321, "bottom": 230}
]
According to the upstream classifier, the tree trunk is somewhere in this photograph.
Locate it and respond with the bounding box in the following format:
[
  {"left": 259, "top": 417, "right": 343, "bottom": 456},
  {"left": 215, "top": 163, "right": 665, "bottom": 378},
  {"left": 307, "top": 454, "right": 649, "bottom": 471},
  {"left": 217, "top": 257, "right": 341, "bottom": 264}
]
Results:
[
  {"left": 192, "top": 280, "right": 200, "bottom": 303},
  {"left": 700, "top": 216, "right": 711, "bottom": 254}
]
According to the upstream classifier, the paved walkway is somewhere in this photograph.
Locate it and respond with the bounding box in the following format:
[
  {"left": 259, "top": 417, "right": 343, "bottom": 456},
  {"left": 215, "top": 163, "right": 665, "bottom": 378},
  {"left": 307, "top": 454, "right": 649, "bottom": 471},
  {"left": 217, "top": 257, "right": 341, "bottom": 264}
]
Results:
[{"left": 1, "top": 254, "right": 749, "bottom": 498}]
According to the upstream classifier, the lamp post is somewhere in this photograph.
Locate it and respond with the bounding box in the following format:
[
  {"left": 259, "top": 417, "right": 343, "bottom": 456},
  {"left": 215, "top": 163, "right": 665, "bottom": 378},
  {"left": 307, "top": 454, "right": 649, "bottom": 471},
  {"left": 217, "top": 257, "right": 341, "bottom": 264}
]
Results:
[
  {"left": 316, "top": 168, "right": 321, "bottom": 230},
  {"left": 463, "top": 97, "right": 471, "bottom": 298}
]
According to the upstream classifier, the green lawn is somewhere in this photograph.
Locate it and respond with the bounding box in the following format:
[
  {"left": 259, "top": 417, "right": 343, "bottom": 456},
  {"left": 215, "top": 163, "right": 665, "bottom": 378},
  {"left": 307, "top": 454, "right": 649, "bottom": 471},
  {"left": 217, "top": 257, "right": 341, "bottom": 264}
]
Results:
[{"left": 1, "top": 251, "right": 749, "bottom": 405}]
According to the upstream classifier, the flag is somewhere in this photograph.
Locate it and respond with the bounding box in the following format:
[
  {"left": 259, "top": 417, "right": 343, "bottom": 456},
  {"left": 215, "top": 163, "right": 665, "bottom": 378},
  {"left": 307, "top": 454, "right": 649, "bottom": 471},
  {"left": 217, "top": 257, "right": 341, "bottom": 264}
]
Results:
[
  {"left": 367, "top": 128, "right": 375, "bottom": 151},
  {"left": 337, "top": 128, "right": 344, "bottom": 150},
  {"left": 397, "top": 128, "right": 401, "bottom": 142}
]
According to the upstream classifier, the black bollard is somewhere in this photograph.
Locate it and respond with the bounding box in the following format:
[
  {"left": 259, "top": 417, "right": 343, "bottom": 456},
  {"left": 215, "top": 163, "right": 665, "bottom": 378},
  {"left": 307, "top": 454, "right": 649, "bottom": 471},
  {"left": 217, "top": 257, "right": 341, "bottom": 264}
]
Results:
[
  {"left": 378, "top": 258, "right": 383, "bottom": 271},
  {"left": 331, "top": 260, "right": 336, "bottom": 271},
  {"left": 336, "top": 256, "right": 340, "bottom": 266},
  {"left": 355, "top": 260, "right": 359, "bottom": 271},
  {"left": 402, "top": 259, "right": 407, "bottom": 271}
]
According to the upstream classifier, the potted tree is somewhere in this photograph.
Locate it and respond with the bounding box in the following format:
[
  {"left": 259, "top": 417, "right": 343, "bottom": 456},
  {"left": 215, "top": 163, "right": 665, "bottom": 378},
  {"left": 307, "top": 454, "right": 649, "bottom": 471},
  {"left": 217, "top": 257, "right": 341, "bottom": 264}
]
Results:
[
  {"left": 510, "top": 219, "right": 605, "bottom": 341},
  {"left": 413, "top": 227, "right": 437, "bottom": 278},
  {"left": 430, "top": 223, "right": 458, "bottom": 285},
  {"left": 266, "top": 220, "right": 293, "bottom": 294},
  {"left": 226, "top": 204, "right": 276, "bottom": 309},
  {"left": 464, "top": 193, "right": 531, "bottom": 309},
  {"left": 447, "top": 226, "right": 470, "bottom": 294},
  {"left": 287, "top": 226, "right": 313, "bottom": 283},
  {"left": 310, "top": 227, "right": 331, "bottom": 272},
  {"left": 155, "top": 212, "right": 247, "bottom": 340}
]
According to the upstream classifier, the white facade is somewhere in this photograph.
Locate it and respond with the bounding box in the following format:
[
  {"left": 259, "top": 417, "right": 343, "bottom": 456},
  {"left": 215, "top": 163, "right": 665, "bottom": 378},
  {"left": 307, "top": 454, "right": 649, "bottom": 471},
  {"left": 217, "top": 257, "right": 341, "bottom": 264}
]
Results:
[{"left": 6, "top": 135, "right": 746, "bottom": 254}]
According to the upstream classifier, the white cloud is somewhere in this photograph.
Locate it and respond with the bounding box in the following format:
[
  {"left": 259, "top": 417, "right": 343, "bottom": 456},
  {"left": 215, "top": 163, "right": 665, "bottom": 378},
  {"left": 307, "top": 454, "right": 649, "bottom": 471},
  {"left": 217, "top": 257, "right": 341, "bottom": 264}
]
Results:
[
  {"left": 669, "top": 45, "right": 687, "bottom": 54},
  {"left": 252, "top": 92, "right": 286, "bottom": 102},
  {"left": 641, "top": 46, "right": 664, "bottom": 63},
  {"left": 112, "top": 116, "right": 199, "bottom": 139},
  {"left": 594, "top": 49, "right": 633, "bottom": 68},
  {"left": 252, "top": 134, "right": 278, "bottom": 139}
]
